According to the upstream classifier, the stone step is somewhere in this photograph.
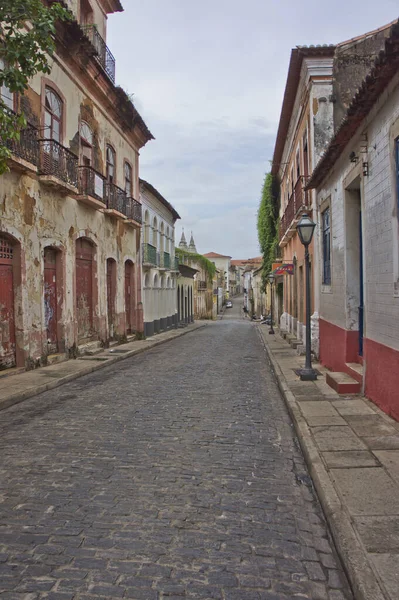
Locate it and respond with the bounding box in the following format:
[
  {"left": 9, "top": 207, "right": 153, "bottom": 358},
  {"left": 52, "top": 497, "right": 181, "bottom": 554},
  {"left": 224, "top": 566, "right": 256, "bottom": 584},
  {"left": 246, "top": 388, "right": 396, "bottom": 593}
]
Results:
[
  {"left": 345, "top": 362, "right": 364, "bottom": 384},
  {"left": 78, "top": 340, "right": 103, "bottom": 356},
  {"left": 47, "top": 353, "right": 67, "bottom": 366},
  {"left": 326, "top": 371, "right": 361, "bottom": 395},
  {"left": 290, "top": 338, "right": 301, "bottom": 350}
]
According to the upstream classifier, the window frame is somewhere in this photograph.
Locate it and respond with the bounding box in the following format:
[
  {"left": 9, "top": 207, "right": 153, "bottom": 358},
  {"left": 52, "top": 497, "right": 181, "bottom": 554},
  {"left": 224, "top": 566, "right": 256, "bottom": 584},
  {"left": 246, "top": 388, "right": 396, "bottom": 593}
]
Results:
[
  {"left": 322, "top": 206, "right": 332, "bottom": 286},
  {"left": 44, "top": 87, "right": 63, "bottom": 143},
  {"left": 124, "top": 161, "right": 132, "bottom": 197},
  {"left": 0, "top": 58, "right": 14, "bottom": 110},
  {"left": 106, "top": 144, "right": 116, "bottom": 183}
]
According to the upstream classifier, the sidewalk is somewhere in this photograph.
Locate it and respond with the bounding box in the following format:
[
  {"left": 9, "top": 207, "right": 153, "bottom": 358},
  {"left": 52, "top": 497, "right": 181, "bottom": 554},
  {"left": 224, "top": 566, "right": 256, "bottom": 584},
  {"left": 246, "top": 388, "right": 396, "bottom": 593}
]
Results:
[
  {"left": 0, "top": 322, "right": 206, "bottom": 413},
  {"left": 257, "top": 325, "right": 399, "bottom": 600}
]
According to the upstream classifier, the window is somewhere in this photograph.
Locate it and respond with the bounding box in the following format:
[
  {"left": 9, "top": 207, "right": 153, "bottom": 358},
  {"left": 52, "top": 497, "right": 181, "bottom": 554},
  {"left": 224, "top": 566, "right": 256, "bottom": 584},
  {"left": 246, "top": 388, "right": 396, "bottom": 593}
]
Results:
[
  {"left": 80, "top": 121, "right": 93, "bottom": 166},
  {"left": 44, "top": 88, "right": 63, "bottom": 142},
  {"left": 396, "top": 137, "right": 399, "bottom": 213},
  {"left": 322, "top": 207, "right": 331, "bottom": 285},
  {"left": 0, "top": 59, "right": 14, "bottom": 110},
  {"left": 296, "top": 150, "right": 300, "bottom": 180},
  {"left": 106, "top": 145, "right": 115, "bottom": 182},
  {"left": 124, "top": 162, "right": 132, "bottom": 196}
]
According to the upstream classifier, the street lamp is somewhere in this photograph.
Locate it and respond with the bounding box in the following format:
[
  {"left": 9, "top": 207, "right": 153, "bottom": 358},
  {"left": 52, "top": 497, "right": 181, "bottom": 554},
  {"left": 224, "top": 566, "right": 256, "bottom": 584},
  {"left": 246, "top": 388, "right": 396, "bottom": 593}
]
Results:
[
  {"left": 297, "top": 213, "right": 317, "bottom": 381},
  {"left": 268, "top": 272, "right": 275, "bottom": 335}
]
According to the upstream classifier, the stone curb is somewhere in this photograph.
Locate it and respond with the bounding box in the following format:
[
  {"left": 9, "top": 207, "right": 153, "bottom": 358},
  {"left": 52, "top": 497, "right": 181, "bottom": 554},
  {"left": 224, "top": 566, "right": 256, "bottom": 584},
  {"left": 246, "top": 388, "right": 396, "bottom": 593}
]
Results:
[
  {"left": 0, "top": 323, "right": 207, "bottom": 413},
  {"left": 256, "top": 325, "right": 386, "bottom": 600}
]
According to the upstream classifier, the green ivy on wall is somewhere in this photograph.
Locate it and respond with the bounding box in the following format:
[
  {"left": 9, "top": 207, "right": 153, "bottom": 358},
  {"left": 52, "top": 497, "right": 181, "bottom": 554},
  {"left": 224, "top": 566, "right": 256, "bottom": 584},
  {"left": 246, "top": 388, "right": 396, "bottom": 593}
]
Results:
[
  {"left": 257, "top": 172, "right": 280, "bottom": 285},
  {"left": 175, "top": 248, "right": 216, "bottom": 282}
]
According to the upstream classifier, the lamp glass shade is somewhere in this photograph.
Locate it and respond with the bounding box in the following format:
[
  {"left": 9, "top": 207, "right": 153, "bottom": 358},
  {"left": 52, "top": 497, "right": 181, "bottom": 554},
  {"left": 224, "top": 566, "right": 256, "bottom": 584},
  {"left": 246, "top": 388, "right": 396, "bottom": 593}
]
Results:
[
  {"left": 297, "top": 213, "right": 316, "bottom": 246},
  {"left": 268, "top": 273, "right": 275, "bottom": 284}
]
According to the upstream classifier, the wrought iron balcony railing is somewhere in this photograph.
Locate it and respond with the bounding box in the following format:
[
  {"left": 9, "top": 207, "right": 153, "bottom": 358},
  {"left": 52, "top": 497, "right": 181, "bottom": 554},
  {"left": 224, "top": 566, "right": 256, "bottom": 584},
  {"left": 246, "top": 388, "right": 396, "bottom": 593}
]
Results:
[
  {"left": 78, "top": 165, "right": 105, "bottom": 202},
  {"left": 173, "top": 256, "right": 180, "bottom": 270},
  {"left": 104, "top": 182, "right": 127, "bottom": 214},
  {"left": 142, "top": 243, "right": 158, "bottom": 266},
  {"left": 38, "top": 139, "right": 79, "bottom": 187},
  {"left": 125, "top": 197, "right": 142, "bottom": 224},
  {"left": 82, "top": 25, "right": 116, "bottom": 83},
  {"left": 198, "top": 280, "right": 207, "bottom": 291},
  {"left": 162, "top": 252, "right": 171, "bottom": 269},
  {"left": 5, "top": 110, "right": 39, "bottom": 166},
  {"left": 279, "top": 176, "right": 310, "bottom": 243}
]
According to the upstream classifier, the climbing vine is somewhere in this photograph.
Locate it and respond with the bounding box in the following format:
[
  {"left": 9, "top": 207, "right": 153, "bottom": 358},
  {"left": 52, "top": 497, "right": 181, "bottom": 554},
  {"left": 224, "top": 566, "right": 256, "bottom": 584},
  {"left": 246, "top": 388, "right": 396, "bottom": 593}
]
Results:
[
  {"left": 176, "top": 248, "right": 216, "bottom": 282},
  {"left": 257, "top": 172, "right": 280, "bottom": 285},
  {"left": 0, "top": 0, "right": 71, "bottom": 174}
]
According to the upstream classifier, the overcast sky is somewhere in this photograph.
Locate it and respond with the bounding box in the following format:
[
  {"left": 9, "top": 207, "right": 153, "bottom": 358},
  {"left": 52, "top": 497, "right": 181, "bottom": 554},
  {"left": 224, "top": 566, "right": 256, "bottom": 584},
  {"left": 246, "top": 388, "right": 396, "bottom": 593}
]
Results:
[{"left": 108, "top": 1, "right": 398, "bottom": 259}]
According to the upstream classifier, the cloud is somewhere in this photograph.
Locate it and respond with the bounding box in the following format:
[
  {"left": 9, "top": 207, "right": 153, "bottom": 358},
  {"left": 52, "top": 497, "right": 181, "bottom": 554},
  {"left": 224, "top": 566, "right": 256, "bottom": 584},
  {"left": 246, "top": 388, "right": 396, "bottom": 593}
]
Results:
[{"left": 108, "top": 0, "right": 399, "bottom": 257}]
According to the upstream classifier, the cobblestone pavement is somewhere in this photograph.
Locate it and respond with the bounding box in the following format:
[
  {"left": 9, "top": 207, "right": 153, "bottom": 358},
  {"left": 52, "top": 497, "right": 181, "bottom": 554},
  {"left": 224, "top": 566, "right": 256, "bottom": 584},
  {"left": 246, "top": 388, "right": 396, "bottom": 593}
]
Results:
[{"left": 0, "top": 312, "right": 352, "bottom": 600}]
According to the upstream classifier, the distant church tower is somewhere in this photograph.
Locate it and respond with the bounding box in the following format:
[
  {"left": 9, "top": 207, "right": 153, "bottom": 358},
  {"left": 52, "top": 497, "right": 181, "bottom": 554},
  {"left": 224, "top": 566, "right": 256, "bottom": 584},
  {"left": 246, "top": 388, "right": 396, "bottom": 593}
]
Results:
[
  {"left": 179, "top": 230, "right": 188, "bottom": 249},
  {"left": 188, "top": 232, "right": 197, "bottom": 253}
]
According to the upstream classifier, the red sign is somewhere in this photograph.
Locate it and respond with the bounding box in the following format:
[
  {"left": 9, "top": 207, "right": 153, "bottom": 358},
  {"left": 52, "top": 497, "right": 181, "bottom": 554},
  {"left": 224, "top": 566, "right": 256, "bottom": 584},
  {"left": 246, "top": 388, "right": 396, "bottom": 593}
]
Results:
[{"left": 274, "top": 263, "right": 294, "bottom": 276}]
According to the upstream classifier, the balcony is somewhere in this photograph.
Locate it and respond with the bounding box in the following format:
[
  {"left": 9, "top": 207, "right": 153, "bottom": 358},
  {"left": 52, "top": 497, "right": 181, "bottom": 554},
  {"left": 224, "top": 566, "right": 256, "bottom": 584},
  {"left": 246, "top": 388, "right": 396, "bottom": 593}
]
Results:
[
  {"left": 82, "top": 25, "right": 116, "bottom": 84},
  {"left": 198, "top": 280, "right": 207, "bottom": 291},
  {"left": 279, "top": 176, "right": 310, "bottom": 247},
  {"left": 104, "top": 182, "right": 128, "bottom": 219},
  {"left": 142, "top": 243, "right": 158, "bottom": 268},
  {"left": 172, "top": 256, "right": 180, "bottom": 271},
  {"left": 38, "top": 139, "right": 79, "bottom": 192},
  {"left": 124, "top": 197, "right": 142, "bottom": 226},
  {"left": 5, "top": 111, "right": 39, "bottom": 171},
  {"left": 159, "top": 252, "right": 171, "bottom": 270},
  {"left": 76, "top": 165, "right": 106, "bottom": 208}
]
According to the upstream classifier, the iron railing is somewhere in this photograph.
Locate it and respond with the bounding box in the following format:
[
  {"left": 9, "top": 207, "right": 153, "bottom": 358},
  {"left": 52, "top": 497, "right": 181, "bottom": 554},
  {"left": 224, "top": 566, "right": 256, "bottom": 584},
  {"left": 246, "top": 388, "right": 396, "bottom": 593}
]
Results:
[
  {"left": 82, "top": 25, "right": 116, "bottom": 83},
  {"left": 162, "top": 252, "right": 171, "bottom": 269},
  {"left": 5, "top": 110, "right": 39, "bottom": 166},
  {"left": 198, "top": 280, "right": 207, "bottom": 290},
  {"left": 78, "top": 165, "right": 105, "bottom": 202},
  {"left": 38, "top": 139, "right": 79, "bottom": 187},
  {"left": 104, "top": 182, "right": 127, "bottom": 214},
  {"left": 173, "top": 256, "right": 180, "bottom": 270},
  {"left": 279, "top": 176, "right": 310, "bottom": 241},
  {"left": 125, "top": 197, "right": 142, "bottom": 224},
  {"left": 142, "top": 243, "right": 158, "bottom": 266}
]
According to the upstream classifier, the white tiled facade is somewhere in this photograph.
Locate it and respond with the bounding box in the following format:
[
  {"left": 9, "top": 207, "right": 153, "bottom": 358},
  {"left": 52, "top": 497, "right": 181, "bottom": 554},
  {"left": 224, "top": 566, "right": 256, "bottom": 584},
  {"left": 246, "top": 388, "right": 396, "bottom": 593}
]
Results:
[{"left": 316, "top": 71, "right": 399, "bottom": 417}]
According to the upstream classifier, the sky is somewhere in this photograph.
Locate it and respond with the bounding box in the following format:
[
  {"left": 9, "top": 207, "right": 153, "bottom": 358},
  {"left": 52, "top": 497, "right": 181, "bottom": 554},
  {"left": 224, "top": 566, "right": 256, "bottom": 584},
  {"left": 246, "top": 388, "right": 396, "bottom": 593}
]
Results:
[{"left": 108, "top": 0, "right": 398, "bottom": 259}]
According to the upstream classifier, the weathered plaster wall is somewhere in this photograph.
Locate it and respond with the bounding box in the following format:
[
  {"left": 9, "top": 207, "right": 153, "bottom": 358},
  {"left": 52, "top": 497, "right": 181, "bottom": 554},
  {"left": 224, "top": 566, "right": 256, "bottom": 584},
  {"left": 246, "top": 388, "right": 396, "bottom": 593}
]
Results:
[
  {"left": 333, "top": 28, "right": 390, "bottom": 130},
  {"left": 0, "top": 169, "right": 138, "bottom": 365}
]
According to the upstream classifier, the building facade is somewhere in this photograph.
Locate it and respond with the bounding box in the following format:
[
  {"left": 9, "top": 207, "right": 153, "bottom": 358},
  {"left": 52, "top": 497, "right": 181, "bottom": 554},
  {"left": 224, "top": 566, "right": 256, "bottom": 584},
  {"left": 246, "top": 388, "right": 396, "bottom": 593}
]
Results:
[
  {"left": 307, "top": 20, "right": 399, "bottom": 418},
  {"left": 272, "top": 45, "right": 336, "bottom": 356},
  {"left": 141, "top": 180, "right": 180, "bottom": 336},
  {"left": 0, "top": 0, "right": 152, "bottom": 370},
  {"left": 177, "top": 233, "right": 214, "bottom": 320},
  {"left": 203, "top": 252, "right": 231, "bottom": 300}
]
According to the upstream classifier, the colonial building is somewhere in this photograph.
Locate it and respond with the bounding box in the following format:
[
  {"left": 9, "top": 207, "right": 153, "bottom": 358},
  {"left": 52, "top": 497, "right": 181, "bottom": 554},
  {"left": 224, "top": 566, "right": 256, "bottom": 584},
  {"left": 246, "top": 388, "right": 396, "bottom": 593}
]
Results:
[
  {"left": 307, "top": 20, "right": 399, "bottom": 417},
  {"left": 178, "top": 233, "right": 214, "bottom": 320},
  {"left": 0, "top": 0, "right": 153, "bottom": 370},
  {"left": 141, "top": 179, "right": 180, "bottom": 336},
  {"left": 203, "top": 252, "right": 231, "bottom": 300},
  {"left": 272, "top": 44, "right": 336, "bottom": 355}
]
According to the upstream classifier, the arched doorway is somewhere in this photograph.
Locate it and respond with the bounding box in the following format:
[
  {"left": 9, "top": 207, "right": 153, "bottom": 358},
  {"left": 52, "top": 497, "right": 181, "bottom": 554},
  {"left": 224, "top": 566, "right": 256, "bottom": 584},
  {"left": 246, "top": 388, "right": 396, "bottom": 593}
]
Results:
[
  {"left": 44, "top": 247, "right": 59, "bottom": 354},
  {"left": 125, "top": 260, "right": 135, "bottom": 334},
  {"left": 76, "top": 238, "right": 95, "bottom": 343},
  {"left": 107, "top": 258, "right": 116, "bottom": 339},
  {"left": 185, "top": 289, "right": 188, "bottom": 324},
  {"left": 0, "top": 235, "right": 17, "bottom": 368}
]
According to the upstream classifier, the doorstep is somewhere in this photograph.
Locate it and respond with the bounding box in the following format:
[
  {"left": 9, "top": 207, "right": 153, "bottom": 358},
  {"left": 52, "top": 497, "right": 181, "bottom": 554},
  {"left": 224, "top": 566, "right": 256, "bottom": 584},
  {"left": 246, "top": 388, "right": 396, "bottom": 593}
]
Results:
[{"left": 257, "top": 325, "right": 399, "bottom": 600}]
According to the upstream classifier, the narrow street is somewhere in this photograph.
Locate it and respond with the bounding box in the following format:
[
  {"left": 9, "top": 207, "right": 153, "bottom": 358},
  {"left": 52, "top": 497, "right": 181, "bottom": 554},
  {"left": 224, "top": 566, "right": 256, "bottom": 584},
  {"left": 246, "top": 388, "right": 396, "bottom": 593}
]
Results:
[{"left": 0, "top": 304, "right": 351, "bottom": 600}]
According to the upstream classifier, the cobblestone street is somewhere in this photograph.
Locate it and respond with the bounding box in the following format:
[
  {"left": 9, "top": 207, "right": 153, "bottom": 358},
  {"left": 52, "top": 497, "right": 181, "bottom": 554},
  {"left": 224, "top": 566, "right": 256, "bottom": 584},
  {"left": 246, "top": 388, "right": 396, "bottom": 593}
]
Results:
[{"left": 0, "top": 306, "right": 352, "bottom": 600}]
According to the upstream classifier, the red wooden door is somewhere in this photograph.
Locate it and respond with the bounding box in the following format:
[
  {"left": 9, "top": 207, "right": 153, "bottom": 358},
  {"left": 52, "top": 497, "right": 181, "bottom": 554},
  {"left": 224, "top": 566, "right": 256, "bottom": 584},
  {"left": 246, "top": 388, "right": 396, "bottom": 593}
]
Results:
[
  {"left": 0, "top": 236, "right": 16, "bottom": 369},
  {"left": 76, "top": 239, "right": 93, "bottom": 342},
  {"left": 107, "top": 259, "right": 115, "bottom": 338},
  {"left": 125, "top": 261, "right": 133, "bottom": 334},
  {"left": 44, "top": 248, "right": 58, "bottom": 354}
]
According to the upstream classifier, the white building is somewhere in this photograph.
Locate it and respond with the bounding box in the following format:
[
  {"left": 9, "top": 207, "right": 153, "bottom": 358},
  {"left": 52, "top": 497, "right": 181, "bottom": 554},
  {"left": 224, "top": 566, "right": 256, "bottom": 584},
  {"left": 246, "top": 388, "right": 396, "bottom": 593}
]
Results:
[
  {"left": 307, "top": 20, "right": 399, "bottom": 416},
  {"left": 203, "top": 252, "right": 231, "bottom": 299},
  {"left": 140, "top": 180, "right": 180, "bottom": 336}
]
